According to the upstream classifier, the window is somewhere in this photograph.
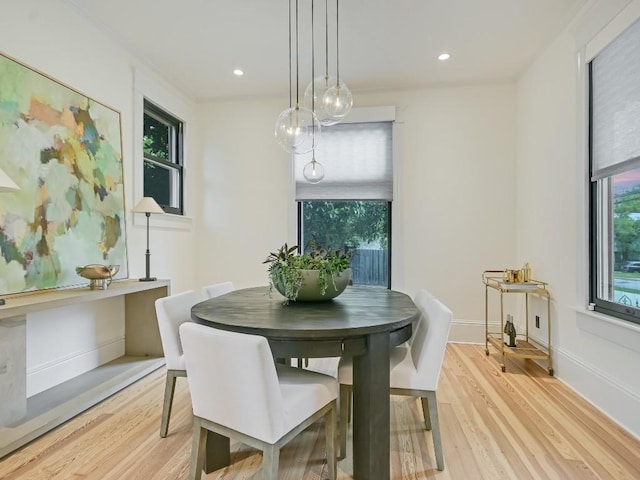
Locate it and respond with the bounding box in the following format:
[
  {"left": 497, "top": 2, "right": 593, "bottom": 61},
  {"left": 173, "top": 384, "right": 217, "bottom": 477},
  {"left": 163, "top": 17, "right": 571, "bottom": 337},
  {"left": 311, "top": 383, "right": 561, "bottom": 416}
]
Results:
[
  {"left": 299, "top": 201, "right": 391, "bottom": 287},
  {"left": 143, "top": 100, "right": 183, "bottom": 214},
  {"left": 589, "top": 17, "right": 640, "bottom": 324},
  {"left": 296, "top": 121, "right": 393, "bottom": 288}
]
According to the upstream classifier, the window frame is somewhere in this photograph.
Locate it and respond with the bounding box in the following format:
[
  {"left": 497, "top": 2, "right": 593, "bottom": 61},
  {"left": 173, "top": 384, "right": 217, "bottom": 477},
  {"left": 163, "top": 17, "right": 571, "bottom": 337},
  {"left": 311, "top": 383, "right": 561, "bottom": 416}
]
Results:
[
  {"left": 588, "top": 20, "right": 640, "bottom": 326},
  {"left": 297, "top": 199, "right": 393, "bottom": 289},
  {"left": 143, "top": 99, "right": 184, "bottom": 215},
  {"left": 294, "top": 117, "right": 394, "bottom": 289},
  {"left": 287, "top": 107, "right": 399, "bottom": 290}
]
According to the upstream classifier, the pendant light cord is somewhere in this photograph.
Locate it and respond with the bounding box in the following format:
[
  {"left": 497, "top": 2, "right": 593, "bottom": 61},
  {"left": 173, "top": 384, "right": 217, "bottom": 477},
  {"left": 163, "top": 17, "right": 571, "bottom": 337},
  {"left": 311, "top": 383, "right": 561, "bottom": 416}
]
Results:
[
  {"left": 336, "top": 0, "right": 340, "bottom": 85},
  {"left": 288, "top": 0, "right": 292, "bottom": 108},
  {"left": 311, "top": 0, "right": 315, "bottom": 113},
  {"left": 324, "top": 0, "right": 329, "bottom": 78},
  {"left": 311, "top": 0, "right": 316, "bottom": 156},
  {"left": 295, "top": 0, "right": 300, "bottom": 108}
]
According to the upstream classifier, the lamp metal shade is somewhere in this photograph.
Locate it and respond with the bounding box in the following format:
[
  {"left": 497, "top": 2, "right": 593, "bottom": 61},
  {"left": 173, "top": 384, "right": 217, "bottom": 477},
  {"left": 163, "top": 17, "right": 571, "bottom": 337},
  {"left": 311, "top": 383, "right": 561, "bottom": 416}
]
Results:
[
  {"left": 132, "top": 197, "right": 164, "bottom": 214},
  {"left": 0, "top": 167, "right": 20, "bottom": 192}
]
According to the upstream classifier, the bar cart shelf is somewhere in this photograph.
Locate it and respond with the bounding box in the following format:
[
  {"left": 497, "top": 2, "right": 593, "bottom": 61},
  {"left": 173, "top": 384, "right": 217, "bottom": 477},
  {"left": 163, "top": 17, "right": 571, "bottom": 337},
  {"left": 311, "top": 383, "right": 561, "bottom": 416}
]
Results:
[{"left": 483, "top": 270, "right": 553, "bottom": 376}]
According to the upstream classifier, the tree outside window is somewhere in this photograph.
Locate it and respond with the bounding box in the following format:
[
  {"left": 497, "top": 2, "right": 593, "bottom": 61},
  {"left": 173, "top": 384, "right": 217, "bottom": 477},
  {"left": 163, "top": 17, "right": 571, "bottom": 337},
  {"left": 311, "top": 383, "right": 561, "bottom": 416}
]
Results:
[{"left": 300, "top": 200, "right": 390, "bottom": 287}]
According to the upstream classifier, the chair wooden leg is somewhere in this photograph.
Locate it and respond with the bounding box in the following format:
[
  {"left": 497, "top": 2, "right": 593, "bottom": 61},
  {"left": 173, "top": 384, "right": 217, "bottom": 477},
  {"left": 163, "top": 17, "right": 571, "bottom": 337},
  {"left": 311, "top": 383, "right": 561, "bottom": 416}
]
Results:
[
  {"left": 262, "top": 445, "right": 279, "bottom": 480},
  {"left": 425, "top": 391, "right": 444, "bottom": 471},
  {"left": 420, "top": 396, "right": 432, "bottom": 431},
  {"left": 325, "top": 403, "right": 337, "bottom": 480},
  {"left": 339, "top": 384, "right": 350, "bottom": 459},
  {"left": 160, "top": 371, "right": 178, "bottom": 438},
  {"left": 189, "top": 418, "right": 207, "bottom": 480}
]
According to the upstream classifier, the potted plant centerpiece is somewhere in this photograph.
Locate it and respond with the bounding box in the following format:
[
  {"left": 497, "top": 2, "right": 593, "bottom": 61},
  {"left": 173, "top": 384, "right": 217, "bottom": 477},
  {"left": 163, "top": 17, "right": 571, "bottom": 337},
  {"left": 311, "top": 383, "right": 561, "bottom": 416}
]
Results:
[{"left": 264, "top": 242, "right": 353, "bottom": 303}]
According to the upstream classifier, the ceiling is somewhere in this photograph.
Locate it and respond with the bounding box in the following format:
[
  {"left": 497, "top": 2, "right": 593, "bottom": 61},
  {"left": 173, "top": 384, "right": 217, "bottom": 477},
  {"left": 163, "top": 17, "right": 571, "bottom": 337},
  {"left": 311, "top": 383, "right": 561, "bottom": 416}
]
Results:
[{"left": 64, "top": 0, "right": 585, "bottom": 102}]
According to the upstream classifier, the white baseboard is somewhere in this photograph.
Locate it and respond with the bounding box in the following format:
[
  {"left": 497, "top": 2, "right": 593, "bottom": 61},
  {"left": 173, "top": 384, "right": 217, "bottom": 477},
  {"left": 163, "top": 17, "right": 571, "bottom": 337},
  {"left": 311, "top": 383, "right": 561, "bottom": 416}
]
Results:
[
  {"left": 449, "top": 319, "right": 493, "bottom": 344},
  {"left": 27, "top": 338, "right": 125, "bottom": 397},
  {"left": 555, "top": 348, "right": 640, "bottom": 441},
  {"left": 450, "top": 320, "right": 549, "bottom": 347}
]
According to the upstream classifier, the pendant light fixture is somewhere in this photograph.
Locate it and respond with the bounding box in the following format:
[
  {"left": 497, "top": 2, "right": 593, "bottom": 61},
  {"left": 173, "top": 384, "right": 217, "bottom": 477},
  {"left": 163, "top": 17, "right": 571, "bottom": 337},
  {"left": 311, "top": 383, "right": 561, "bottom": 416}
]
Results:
[
  {"left": 303, "top": 0, "right": 340, "bottom": 126},
  {"left": 274, "top": 0, "right": 320, "bottom": 155},
  {"left": 303, "top": 157, "right": 325, "bottom": 183},
  {"left": 322, "top": 0, "right": 352, "bottom": 121},
  {"left": 303, "top": 0, "right": 325, "bottom": 183}
]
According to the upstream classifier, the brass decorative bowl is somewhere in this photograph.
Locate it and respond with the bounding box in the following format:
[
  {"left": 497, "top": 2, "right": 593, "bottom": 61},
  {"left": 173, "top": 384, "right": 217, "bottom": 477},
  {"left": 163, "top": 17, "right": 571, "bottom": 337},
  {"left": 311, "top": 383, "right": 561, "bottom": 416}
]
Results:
[{"left": 76, "top": 264, "right": 120, "bottom": 289}]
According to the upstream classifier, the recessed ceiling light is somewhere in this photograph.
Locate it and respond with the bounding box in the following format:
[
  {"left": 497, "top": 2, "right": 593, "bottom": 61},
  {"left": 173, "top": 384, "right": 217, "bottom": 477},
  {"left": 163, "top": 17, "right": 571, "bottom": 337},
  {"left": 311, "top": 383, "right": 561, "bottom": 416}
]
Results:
[
  {"left": 233, "top": 69, "right": 244, "bottom": 76},
  {"left": 438, "top": 53, "right": 450, "bottom": 61}
]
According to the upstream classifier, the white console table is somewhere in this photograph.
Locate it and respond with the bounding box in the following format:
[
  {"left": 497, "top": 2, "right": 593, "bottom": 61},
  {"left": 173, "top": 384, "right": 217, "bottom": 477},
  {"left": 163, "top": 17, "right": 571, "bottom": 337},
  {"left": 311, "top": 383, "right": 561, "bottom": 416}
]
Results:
[{"left": 0, "top": 279, "right": 170, "bottom": 458}]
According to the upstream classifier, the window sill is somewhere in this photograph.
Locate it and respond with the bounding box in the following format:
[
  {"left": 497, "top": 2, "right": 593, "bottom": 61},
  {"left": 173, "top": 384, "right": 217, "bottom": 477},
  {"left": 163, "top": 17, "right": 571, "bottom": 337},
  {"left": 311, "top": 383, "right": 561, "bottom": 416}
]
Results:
[
  {"left": 132, "top": 212, "right": 192, "bottom": 231},
  {"left": 571, "top": 305, "right": 640, "bottom": 353}
]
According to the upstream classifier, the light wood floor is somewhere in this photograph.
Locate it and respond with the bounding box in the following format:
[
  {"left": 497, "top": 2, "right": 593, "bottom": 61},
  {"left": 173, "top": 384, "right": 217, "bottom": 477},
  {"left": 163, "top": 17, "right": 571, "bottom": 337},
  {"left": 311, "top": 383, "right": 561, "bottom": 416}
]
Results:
[{"left": 1, "top": 344, "right": 639, "bottom": 479}]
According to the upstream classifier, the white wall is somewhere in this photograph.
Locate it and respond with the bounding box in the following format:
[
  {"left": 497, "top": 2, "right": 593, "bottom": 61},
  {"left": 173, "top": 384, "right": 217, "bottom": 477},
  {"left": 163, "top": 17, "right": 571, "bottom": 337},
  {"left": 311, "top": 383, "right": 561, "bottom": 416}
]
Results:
[
  {"left": 196, "top": 97, "right": 292, "bottom": 289},
  {"left": 516, "top": 0, "right": 640, "bottom": 438},
  {"left": 4, "top": 0, "right": 638, "bottom": 443},
  {"left": 197, "top": 85, "right": 518, "bottom": 342},
  {"left": 1, "top": 0, "right": 199, "bottom": 394},
  {"left": 197, "top": 2, "right": 640, "bottom": 440}
]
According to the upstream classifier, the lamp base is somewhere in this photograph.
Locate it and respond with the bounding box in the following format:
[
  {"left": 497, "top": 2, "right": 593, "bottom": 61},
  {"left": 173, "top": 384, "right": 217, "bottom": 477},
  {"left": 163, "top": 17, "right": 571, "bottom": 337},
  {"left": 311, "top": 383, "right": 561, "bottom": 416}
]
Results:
[{"left": 139, "top": 277, "right": 157, "bottom": 282}]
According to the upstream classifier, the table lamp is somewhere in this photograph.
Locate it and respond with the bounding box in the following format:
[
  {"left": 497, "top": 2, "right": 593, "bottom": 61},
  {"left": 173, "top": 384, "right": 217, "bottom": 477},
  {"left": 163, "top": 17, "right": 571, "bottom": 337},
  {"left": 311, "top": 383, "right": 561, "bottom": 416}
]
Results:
[
  {"left": 132, "top": 197, "right": 164, "bottom": 281},
  {"left": 0, "top": 166, "right": 20, "bottom": 305}
]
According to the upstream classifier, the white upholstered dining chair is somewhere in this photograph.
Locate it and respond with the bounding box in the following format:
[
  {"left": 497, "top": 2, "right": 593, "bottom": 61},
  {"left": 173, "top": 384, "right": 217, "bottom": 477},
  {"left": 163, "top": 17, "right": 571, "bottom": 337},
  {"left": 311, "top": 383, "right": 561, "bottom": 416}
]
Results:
[
  {"left": 337, "top": 289, "right": 453, "bottom": 470},
  {"left": 154, "top": 289, "right": 198, "bottom": 438},
  {"left": 179, "top": 322, "right": 338, "bottom": 480},
  {"left": 201, "top": 281, "right": 235, "bottom": 300}
]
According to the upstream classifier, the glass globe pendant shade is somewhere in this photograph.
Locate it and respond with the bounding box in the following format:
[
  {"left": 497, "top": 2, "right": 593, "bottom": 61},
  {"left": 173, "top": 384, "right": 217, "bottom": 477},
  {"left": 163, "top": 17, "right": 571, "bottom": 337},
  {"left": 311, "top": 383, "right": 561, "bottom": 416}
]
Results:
[
  {"left": 303, "top": 75, "right": 341, "bottom": 126},
  {"left": 274, "top": 106, "right": 321, "bottom": 154},
  {"left": 303, "top": 158, "right": 325, "bottom": 183},
  {"left": 323, "top": 81, "right": 353, "bottom": 120}
]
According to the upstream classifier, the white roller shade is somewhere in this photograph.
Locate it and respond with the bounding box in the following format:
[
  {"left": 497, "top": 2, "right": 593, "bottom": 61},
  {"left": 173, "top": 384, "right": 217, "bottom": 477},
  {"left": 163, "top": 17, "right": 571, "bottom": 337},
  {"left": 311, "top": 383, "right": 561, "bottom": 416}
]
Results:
[
  {"left": 591, "top": 17, "right": 640, "bottom": 180},
  {"left": 295, "top": 121, "right": 393, "bottom": 200}
]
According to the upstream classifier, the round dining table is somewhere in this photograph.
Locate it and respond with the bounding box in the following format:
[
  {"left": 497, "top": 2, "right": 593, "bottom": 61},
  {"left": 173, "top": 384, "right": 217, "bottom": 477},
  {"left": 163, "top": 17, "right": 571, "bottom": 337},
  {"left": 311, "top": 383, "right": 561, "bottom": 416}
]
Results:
[{"left": 191, "top": 285, "right": 419, "bottom": 480}]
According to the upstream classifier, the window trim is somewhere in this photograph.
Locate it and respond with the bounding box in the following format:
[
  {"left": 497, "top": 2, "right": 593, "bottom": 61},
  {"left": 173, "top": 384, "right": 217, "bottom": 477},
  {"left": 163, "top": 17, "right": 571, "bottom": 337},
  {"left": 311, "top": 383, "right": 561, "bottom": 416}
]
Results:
[
  {"left": 286, "top": 106, "right": 401, "bottom": 289},
  {"left": 133, "top": 67, "right": 192, "bottom": 231},
  {"left": 587, "top": 16, "right": 640, "bottom": 325}
]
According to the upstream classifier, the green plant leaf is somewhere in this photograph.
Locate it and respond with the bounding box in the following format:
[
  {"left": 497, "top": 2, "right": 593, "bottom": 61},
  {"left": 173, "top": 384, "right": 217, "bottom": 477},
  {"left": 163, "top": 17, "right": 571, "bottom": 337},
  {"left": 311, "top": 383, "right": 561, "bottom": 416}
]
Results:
[{"left": 265, "top": 242, "right": 352, "bottom": 304}]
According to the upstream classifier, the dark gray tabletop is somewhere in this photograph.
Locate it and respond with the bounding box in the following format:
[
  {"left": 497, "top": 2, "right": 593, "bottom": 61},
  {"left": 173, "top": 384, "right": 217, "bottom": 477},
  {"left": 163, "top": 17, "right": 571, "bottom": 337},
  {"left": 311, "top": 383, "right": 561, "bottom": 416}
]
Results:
[
  {"left": 191, "top": 285, "right": 419, "bottom": 354},
  {"left": 191, "top": 284, "right": 419, "bottom": 480}
]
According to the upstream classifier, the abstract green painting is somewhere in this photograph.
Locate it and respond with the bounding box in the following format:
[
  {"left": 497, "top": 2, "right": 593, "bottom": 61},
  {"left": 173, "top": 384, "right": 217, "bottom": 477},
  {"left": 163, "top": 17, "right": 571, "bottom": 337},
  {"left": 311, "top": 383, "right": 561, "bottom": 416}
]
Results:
[{"left": 0, "top": 52, "right": 128, "bottom": 295}]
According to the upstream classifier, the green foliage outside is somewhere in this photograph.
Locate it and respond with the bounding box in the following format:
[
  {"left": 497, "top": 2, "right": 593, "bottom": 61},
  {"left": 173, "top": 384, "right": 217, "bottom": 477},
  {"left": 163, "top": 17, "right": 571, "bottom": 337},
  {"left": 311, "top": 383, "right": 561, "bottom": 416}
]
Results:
[
  {"left": 143, "top": 137, "right": 165, "bottom": 160},
  {"left": 614, "top": 186, "right": 640, "bottom": 269},
  {"left": 301, "top": 201, "right": 389, "bottom": 252},
  {"left": 143, "top": 113, "right": 168, "bottom": 160}
]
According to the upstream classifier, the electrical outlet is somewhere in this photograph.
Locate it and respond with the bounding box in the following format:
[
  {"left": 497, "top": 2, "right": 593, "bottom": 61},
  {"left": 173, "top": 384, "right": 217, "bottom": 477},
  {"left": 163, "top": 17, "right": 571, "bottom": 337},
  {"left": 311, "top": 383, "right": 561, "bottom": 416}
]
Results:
[
  {"left": 535, "top": 315, "right": 540, "bottom": 328},
  {"left": 0, "top": 363, "right": 7, "bottom": 375}
]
